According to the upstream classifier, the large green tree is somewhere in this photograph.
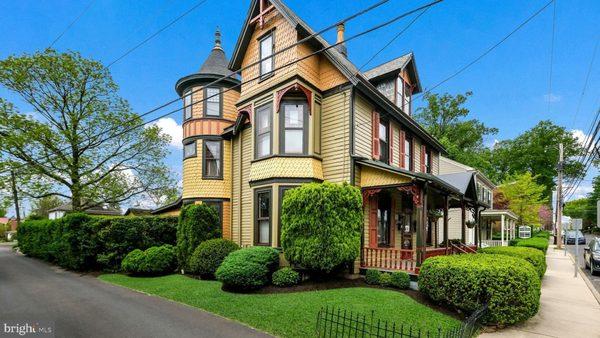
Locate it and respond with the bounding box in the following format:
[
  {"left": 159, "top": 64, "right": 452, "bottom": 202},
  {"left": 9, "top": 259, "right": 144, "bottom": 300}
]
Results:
[
  {"left": 498, "top": 172, "right": 548, "bottom": 226},
  {"left": 415, "top": 92, "right": 498, "bottom": 174},
  {"left": 489, "top": 120, "right": 583, "bottom": 200},
  {"left": 0, "top": 50, "right": 175, "bottom": 211}
]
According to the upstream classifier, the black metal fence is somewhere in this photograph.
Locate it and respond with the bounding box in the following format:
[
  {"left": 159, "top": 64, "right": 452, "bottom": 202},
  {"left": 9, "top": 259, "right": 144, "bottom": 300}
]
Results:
[{"left": 315, "top": 305, "right": 487, "bottom": 338}]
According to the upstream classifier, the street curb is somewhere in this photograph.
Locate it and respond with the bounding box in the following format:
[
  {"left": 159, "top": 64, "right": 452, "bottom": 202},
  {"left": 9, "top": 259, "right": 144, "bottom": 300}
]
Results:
[{"left": 566, "top": 251, "right": 600, "bottom": 305}]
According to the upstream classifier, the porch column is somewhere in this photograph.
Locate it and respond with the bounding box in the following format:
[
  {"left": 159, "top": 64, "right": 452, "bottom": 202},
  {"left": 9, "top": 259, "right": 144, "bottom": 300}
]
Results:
[
  {"left": 500, "top": 214, "right": 505, "bottom": 246},
  {"left": 416, "top": 184, "right": 427, "bottom": 266},
  {"left": 443, "top": 195, "right": 449, "bottom": 249},
  {"left": 474, "top": 207, "right": 480, "bottom": 247},
  {"left": 461, "top": 202, "right": 466, "bottom": 243}
]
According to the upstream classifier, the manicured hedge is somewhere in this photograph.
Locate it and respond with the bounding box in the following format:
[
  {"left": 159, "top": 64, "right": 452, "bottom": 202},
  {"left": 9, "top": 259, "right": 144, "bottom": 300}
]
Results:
[
  {"left": 177, "top": 204, "right": 221, "bottom": 271},
  {"left": 419, "top": 254, "right": 541, "bottom": 325},
  {"left": 272, "top": 267, "right": 300, "bottom": 287},
  {"left": 390, "top": 271, "right": 410, "bottom": 289},
  {"left": 479, "top": 246, "right": 546, "bottom": 278},
  {"left": 121, "top": 245, "right": 176, "bottom": 275},
  {"left": 189, "top": 239, "right": 240, "bottom": 279},
  {"left": 365, "top": 269, "right": 381, "bottom": 285},
  {"left": 514, "top": 237, "right": 549, "bottom": 254},
  {"left": 216, "top": 246, "right": 280, "bottom": 290},
  {"left": 281, "top": 182, "right": 363, "bottom": 273},
  {"left": 17, "top": 213, "right": 177, "bottom": 271}
]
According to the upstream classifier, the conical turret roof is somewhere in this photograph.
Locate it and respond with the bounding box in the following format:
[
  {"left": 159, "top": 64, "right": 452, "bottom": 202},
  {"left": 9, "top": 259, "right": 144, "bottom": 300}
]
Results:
[{"left": 198, "top": 28, "right": 231, "bottom": 77}]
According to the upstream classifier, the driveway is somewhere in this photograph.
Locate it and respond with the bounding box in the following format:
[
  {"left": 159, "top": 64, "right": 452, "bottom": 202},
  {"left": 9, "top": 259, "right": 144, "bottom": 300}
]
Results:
[
  {"left": 564, "top": 233, "right": 600, "bottom": 296},
  {"left": 0, "top": 243, "right": 271, "bottom": 338}
]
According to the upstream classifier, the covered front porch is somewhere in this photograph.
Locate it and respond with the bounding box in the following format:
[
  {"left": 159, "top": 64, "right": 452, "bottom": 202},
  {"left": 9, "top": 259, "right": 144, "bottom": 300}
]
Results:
[
  {"left": 357, "top": 161, "right": 478, "bottom": 274},
  {"left": 479, "top": 210, "right": 518, "bottom": 247}
]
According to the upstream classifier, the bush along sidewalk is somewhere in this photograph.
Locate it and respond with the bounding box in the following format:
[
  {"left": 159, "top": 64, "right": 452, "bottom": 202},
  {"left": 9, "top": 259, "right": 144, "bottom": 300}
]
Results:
[
  {"left": 419, "top": 254, "right": 541, "bottom": 326},
  {"left": 479, "top": 246, "right": 547, "bottom": 278},
  {"left": 17, "top": 213, "right": 178, "bottom": 271}
]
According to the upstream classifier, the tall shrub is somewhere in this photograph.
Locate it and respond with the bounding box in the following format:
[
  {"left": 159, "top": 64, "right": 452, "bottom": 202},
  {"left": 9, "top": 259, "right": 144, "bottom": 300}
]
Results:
[
  {"left": 52, "top": 213, "right": 100, "bottom": 270},
  {"left": 281, "top": 182, "right": 363, "bottom": 273},
  {"left": 96, "top": 216, "right": 177, "bottom": 271},
  {"left": 216, "top": 246, "right": 280, "bottom": 290},
  {"left": 479, "top": 246, "right": 546, "bottom": 278},
  {"left": 177, "top": 204, "right": 221, "bottom": 270},
  {"left": 189, "top": 238, "right": 240, "bottom": 279},
  {"left": 419, "top": 254, "right": 541, "bottom": 325},
  {"left": 17, "top": 219, "right": 55, "bottom": 260}
]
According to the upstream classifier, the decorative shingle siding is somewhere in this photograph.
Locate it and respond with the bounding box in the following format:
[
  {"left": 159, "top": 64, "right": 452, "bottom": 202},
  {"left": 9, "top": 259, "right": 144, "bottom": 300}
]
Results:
[
  {"left": 360, "top": 166, "right": 411, "bottom": 187},
  {"left": 321, "top": 89, "right": 351, "bottom": 183},
  {"left": 250, "top": 157, "right": 323, "bottom": 182},
  {"left": 182, "top": 139, "right": 232, "bottom": 199}
]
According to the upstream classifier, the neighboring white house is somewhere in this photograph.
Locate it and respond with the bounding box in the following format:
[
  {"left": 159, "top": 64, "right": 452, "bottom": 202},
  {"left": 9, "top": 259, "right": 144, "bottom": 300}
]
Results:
[
  {"left": 48, "top": 203, "right": 122, "bottom": 219},
  {"left": 437, "top": 156, "right": 516, "bottom": 247}
]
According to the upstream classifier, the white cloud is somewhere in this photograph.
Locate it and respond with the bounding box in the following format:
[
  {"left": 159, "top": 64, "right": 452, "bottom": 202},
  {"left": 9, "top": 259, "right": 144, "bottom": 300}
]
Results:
[
  {"left": 543, "top": 93, "right": 561, "bottom": 103},
  {"left": 571, "top": 129, "right": 596, "bottom": 151},
  {"left": 150, "top": 117, "right": 182, "bottom": 149},
  {"left": 567, "top": 183, "right": 593, "bottom": 200}
]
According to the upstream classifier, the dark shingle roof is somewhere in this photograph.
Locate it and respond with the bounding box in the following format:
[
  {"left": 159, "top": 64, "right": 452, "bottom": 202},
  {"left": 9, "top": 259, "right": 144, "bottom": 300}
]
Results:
[
  {"left": 364, "top": 53, "right": 412, "bottom": 80},
  {"left": 198, "top": 29, "right": 231, "bottom": 77}
]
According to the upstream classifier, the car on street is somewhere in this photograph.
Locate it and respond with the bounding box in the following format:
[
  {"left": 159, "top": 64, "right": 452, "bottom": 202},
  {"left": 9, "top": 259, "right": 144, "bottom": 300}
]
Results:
[
  {"left": 563, "top": 230, "right": 586, "bottom": 245},
  {"left": 584, "top": 237, "right": 600, "bottom": 276}
]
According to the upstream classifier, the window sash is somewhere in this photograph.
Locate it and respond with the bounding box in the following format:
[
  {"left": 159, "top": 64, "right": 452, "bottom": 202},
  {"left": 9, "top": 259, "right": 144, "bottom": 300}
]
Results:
[
  {"left": 203, "top": 140, "right": 222, "bottom": 178},
  {"left": 205, "top": 87, "right": 220, "bottom": 117},
  {"left": 255, "top": 104, "right": 272, "bottom": 158},
  {"left": 184, "top": 90, "right": 192, "bottom": 120},
  {"left": 281, "top": 101, "right": 307, "bottom": 154},
  {"left": 259, "top": 34, "right": 274, "bottom": 78},
  {"left": 256, "top": 190, "right": 271, "bottom": 245},
  {"left": 183, "top": 142, "right": 196, "bottom": 158},
  {"left": 403, "top": 138, "right": 412, "bottom": 170},
  {"left": 379, "top": 120, "right": 389, "bottom": 163}
]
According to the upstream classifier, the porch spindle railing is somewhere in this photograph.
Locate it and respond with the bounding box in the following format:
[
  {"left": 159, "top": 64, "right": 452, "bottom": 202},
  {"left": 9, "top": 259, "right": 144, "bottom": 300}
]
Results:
[{"left": 361, "top": 247, "right": 415, "bottom": 272}]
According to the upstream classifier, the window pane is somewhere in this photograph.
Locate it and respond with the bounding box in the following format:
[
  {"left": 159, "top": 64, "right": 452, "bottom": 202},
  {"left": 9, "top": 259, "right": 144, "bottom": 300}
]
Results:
[
  {"left": 206, "top": 88, "right": 220, "bottom": 116},
  {"left": 259, "top": 193, "right": 270, "bottom": 218},
  {"left": 260, "top": 35, "right": 273, "bottom": 76},
  {"left": 205, "top": 141, "right": 220, "bottom": 160},
  {"left": 205, "top": 159, "right": 219, "bottom": 177},
  {"left": 257, "top": 133, "right": 270, "bottom": 157},
  {"left": 184, "top": 90, "right": 192, "bottom": 119},
  {"left": 284, "top": 104, "right": 303, "bottom": 128},
  {"left": 256, "top": 107, "right": 271, "bottom": 134},
  {"left": 284, "top": 130, "right": 303, "bottom": 153},
  {"left": 379, "top": 122, "right": 387, "bottom": 142},
  {"left": 184, "top": 142, "right": 196, "bottom": 157},
  {"left": 259, "top": 220, "right": 270, "bottom": 244}
]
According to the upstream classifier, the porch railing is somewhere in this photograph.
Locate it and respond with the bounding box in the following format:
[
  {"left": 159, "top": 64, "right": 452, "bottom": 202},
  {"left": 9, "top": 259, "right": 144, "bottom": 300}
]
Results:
[
  {"left": 361, "top": 247, "right": 415, "bottom": 272},
  {"left": 480, "top": 240, "right": 504, "bottom": 247}
]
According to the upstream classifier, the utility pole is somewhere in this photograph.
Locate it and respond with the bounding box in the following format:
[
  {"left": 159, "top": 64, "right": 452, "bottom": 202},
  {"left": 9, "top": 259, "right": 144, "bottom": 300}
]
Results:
[
  {"left": 10, "top": 170, "right": 20, "bottom": 226},
  {"left": 556, "top": 143, "right": 563, "bottom": 249}
]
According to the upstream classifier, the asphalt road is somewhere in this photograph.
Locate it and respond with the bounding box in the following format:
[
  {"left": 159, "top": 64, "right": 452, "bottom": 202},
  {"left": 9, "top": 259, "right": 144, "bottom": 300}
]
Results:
[
  {"left": 0, "top": 243, "right": 271, "bottom": 338},
  {"left": 563, "top": 234, "right": 600, "bottom": 296}
]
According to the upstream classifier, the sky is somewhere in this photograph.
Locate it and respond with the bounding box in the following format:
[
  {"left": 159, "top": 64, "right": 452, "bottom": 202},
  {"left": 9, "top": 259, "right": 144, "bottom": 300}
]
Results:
[{"left": 0, "top": 0, "right": 599, "bottom": 214}]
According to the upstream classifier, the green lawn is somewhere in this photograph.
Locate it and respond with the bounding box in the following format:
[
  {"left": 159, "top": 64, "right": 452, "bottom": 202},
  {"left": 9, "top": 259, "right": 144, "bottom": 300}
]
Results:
[{"left": 99, "top": 274, "right": 459, "bottom": 337}]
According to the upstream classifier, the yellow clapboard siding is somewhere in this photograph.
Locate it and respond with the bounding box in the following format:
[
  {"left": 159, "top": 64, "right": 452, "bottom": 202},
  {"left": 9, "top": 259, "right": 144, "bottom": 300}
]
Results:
[
  {"left": 321, "top": 90, "right": 351, "bottom": 183},
  {"left": 353, "top": 94, "right": 372, "bottom": 159}
]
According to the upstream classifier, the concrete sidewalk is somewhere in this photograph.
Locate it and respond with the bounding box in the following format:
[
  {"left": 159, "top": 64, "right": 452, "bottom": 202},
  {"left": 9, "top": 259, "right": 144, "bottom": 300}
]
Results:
[{"left": 481, "top": 245, "right": 600, "bottom": 338}]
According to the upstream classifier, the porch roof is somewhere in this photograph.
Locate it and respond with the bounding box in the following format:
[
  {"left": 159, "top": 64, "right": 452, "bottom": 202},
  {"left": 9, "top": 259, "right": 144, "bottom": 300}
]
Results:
[
  {"left": 480, "top": 209, "right": 518, "bottom": 220},
  {"left": 437, "top": 172, "right": 479, "bottom": 202},
  {"left": 356, "top": 159, "right": 461, "bottom": 195}
]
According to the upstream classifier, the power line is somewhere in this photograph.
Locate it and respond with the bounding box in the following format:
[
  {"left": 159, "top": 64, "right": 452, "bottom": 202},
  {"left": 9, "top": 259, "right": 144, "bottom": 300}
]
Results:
[
  {"left": 2, "top": 0, "right": 443, "bottom": 177},
  {"left": 106, "top": 0, "right": 210, "bottom": 68},
  {"left": 48, "top": 0, "right": 96, "bottom": 48},
  {"left": 546, "top": 0, "right": 556, "bottom": 115},
  {"left": 415, "top": 0, "right": 554, "bottom": 99}
]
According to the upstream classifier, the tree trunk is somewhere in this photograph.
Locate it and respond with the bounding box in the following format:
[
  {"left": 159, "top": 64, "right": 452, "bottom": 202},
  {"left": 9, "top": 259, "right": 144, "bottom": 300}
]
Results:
[{"left": 10, "top": 170, "right": 21, "bottom": 226}]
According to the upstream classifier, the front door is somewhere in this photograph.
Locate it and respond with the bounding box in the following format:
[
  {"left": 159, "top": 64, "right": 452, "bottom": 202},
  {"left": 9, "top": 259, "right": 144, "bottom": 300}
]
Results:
[{"left": 377, "top": 193, "right": 392, "bottom": 247}]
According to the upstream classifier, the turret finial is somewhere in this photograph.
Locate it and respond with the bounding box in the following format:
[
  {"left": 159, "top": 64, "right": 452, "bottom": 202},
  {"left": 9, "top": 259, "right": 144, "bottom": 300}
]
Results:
[{"left": 215, "top": 27, "right": 222, "bottom": 49}]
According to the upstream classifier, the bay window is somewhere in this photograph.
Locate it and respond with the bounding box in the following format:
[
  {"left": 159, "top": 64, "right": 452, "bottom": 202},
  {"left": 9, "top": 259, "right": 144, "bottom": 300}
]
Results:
[
  {"left": 255, "top": 189, "right": 272, "bottom": 246},
  {"left": 280, "top": 100, "right": 307, "bottom": 154},
  {"left": 255, "top": 103, "right": 272, "bottom": 159}
]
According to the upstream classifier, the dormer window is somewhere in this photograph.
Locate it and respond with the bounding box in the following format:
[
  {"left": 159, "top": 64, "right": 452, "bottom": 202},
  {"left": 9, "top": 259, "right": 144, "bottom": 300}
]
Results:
[
  {"left": 259, "top": 32, "right": 274, "bottom": 79},
  {"left": 396, "top": 77, "right": 412, "bottom": 115}
]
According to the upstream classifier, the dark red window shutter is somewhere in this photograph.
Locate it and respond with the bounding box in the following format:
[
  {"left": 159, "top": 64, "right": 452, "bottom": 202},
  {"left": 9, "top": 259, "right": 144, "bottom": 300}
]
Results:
[
  {"left": 389, "top": 127, "right": 394, "bottom": 165},
  {"left": 368, "top": 196, "right": 378, "bottom": 247},
  {"left": 371, "top": 111, "right": 380, "bottom": 159},
  {"left": 399, "top": 130, "right": 405, "bottom": 168},
  {"left": 421, "top": 145, "right": 426, "bottom": 172}
]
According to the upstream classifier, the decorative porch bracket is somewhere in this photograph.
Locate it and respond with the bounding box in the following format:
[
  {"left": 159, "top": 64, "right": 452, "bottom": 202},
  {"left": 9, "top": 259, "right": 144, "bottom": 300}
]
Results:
[
  {"left": 275, "top": 82, "right": 312, "bottom": 115},
  {"left": 361, "top": 188, "right": 382, "bottom": 202},
  {"left": 397, "top": 185, "right": 422, "bottom": 207}
]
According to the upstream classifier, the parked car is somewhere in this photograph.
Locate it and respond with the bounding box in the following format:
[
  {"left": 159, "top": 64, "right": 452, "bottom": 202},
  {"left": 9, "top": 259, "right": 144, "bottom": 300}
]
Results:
[
  {"left": 563, "top": 230, "right": 586, "bottom": 245},
  {"left": 584, "top": 238, "right": 600, "bottom": 276}
]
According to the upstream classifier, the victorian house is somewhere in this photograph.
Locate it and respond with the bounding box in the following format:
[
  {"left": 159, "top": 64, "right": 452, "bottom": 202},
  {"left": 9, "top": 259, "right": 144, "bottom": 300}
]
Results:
[{"left": 174, "top": 0, "right": 484, "bottom": 273}]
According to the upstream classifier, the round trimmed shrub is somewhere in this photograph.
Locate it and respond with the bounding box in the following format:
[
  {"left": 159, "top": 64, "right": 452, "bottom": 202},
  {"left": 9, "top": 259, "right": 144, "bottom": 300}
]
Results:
[
  {"left": 515, "top": 237, "right": 549, "bottom": 254},
  {"left": 215, "top": 246, "right": 280, "bottom": 290},
  {"left": 419, "top": 254, "right": 541, "bottom": 325},
  {"left": 272, "top": 267, "right": 300, "bottom": 287},
  {"left": 365, "top": 269, "right": 381, "bottom": 285},
  {"left": 121, "top": 245, "right": 176, "bottom": 275},
  {"left": 379, "top": 273, "right": 392, "bottom": 287},
  {"left": 479, "top": 246, "right": 546, "bottom": 278},
  {"left": 189, "top": 239, "right": 240, "bottom": 279},
  {"left": 281, "top": 182, "right": 363, "bottom": 273},
  {"left": 177, "top": 204, "right": 221, "bottom": 270},
  {"left": 390, "top": 271, "right": 410, "bottom": 289}
]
